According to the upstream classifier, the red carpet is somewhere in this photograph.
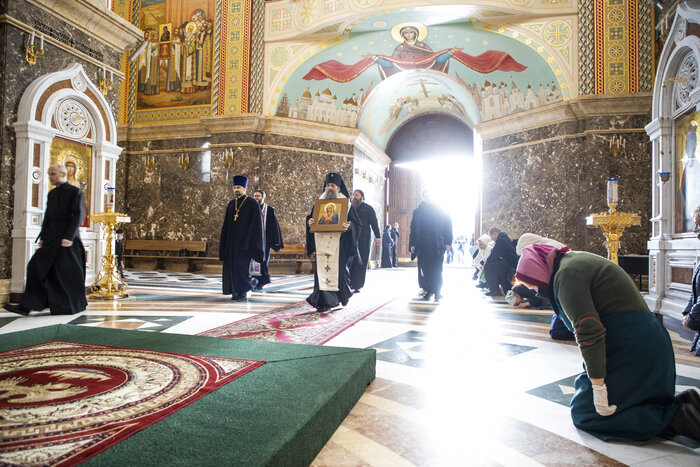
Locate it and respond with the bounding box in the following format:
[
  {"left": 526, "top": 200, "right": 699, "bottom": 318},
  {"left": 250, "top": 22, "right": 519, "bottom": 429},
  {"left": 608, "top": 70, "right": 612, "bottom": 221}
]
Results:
[
  {"left": 0, "top": 341, "right": 264, "bottom": 466},
  {"left": 197, "top": 298, "right": 394, "bottom": 344}
]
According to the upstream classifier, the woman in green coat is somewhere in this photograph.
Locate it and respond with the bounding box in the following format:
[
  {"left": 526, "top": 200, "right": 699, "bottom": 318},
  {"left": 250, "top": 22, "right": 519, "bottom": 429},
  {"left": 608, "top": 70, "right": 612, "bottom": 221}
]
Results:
[{"left": 516, "top": 244, "right": 700, "bottom": 442}]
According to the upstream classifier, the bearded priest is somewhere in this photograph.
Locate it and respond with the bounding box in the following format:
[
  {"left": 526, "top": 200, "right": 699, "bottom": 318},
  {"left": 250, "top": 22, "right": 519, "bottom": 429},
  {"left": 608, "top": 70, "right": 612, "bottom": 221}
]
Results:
[
  {"left": 305, "top": 172, "right": 361, "bottom": 312},
  {"left": 219, "top": 175, "right": 264, "bottom": 300}
]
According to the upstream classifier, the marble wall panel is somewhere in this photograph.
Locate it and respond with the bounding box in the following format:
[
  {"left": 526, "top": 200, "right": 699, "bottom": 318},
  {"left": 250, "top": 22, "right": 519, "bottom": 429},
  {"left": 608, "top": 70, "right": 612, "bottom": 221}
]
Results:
[
  {"left": 0, "top": 10, "right": 122, "bottom": 280},
  {"left": 351, "top": 148, "right": 387, "bottom": 264},
  {"left": 482, "top": 114, "right": 652, "bottom": 257},
  {"left": 117, "top": 129, "right": 359, "bottom": 256},
  {"left": 0, "top": 22, "right": 11, "bottom": 280}
]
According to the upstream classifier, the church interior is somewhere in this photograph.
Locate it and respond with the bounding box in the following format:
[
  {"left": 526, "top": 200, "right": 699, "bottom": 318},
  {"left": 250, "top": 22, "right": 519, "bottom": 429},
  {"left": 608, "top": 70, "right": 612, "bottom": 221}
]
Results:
[{"left": 2, "top": 0, "right": 700, "bottom": 464}]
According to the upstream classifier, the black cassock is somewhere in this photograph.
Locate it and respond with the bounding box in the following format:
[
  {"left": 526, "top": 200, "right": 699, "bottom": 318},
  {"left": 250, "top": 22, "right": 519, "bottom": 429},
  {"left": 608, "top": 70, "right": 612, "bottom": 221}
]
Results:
[
  {"left": 381, "top": 228, "right": 394, "bottom": 268},
  {"left": 219, "top": 195, "right": 264, "bottom": 298},
  {"left": 349, "top": 202, "right": 380, "bottom": 290},
  {"left": 305, "top": 203, "right": 361, "bottom": 310},
  {"left": 21, "top": 182, "right": 87, "bottom": 315},
  {"left": 257, "top": 204, "right": 284, "bottom": 288},
  {"left": 409, "top": 201, "right": 453, "bottom": 296}
]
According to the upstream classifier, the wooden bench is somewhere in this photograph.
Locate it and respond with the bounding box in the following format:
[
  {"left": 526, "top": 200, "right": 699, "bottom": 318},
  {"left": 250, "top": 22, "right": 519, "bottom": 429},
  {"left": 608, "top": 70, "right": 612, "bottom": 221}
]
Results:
[
  {"left": 123, "top": 240, "right": 214, "bottom": 272},
  {"left": 269, "top": 243, "right": 315, "bottom": 274}
]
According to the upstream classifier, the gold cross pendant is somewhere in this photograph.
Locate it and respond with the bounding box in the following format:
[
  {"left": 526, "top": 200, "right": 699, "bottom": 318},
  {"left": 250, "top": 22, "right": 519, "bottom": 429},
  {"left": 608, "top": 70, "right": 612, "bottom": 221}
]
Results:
[{"left": 234, "top": 213, "right": 239, "bottom": 221}]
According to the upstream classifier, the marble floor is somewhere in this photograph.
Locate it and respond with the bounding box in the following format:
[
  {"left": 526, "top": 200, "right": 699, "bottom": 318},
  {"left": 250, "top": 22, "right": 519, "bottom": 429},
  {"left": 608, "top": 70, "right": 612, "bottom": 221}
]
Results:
[{"left": 2, "top": 266, "right": 700, "bottom": 466}]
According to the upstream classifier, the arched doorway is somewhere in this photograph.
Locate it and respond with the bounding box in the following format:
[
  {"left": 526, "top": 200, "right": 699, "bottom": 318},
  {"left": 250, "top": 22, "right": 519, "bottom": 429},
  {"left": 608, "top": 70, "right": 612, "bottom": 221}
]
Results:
[
  {"left": 385, "top": 113, "right": 477, "bottom": 264},
  {"left": 356, "top": 69, "right": 481, "bottom": 265}
]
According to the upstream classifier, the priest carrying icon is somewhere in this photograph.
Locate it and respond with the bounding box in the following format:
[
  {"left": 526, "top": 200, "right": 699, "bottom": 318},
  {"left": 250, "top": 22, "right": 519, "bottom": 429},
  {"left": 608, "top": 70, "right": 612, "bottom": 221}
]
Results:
[
  {"left": 219, "top": 175, "right": 264, "bottom": 301},
  {"left": 305, "top": 172, "right": 361, "bottom": 312}
]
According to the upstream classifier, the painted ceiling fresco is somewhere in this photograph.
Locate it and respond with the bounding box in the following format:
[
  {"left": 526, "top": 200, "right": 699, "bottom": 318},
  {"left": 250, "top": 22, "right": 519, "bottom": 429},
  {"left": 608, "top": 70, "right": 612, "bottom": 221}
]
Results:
[{"left": 273, "top": 9, "right": 566, "bottom": 137}]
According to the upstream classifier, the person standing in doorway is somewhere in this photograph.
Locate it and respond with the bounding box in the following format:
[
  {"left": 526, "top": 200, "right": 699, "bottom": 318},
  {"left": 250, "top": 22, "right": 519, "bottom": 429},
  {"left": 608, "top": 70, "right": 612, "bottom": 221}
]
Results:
[
  {"left": 381, "top": 225, "right": 395, "bottom": 268},
  {"left": 306, "top": 173, "right": 361, "bottom": 312},
  {"left": 251, "top": 189, "right": 284, "bottom": 290},
  {"left": 4, "top": 164, "right": 87, "bottom": 316},
  {"left": 409, "top": 188, "right": 453, "bottom": 302},
  {"left": 391, "top": 222, "right": 401, "bottom": 267},
  {"left": 219, "top": 175, "right": 264, "bottom": 301},
  {"left": 349, "top": 189, "right": 381, "bottom": 293}
]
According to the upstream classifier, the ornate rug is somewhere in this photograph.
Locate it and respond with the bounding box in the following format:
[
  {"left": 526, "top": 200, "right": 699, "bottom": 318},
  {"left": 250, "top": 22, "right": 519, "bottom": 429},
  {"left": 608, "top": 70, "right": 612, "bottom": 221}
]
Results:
[
  {"left": 197, "top": 298, "right": 394, "bottom": 344},
  {"left": 0, "top": 341, "right": 264, "bottom": 466}
]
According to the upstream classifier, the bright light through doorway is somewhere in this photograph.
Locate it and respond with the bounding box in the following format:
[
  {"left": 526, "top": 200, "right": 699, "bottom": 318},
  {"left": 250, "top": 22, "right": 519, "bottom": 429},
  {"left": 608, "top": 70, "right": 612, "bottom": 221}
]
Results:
[{"left": 395, "top": 154, "right": 480, "bottom": 245}]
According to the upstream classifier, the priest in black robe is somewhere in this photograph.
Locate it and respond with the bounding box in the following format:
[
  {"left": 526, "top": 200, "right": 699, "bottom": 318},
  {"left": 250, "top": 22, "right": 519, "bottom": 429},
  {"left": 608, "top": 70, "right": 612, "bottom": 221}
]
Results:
[
  {"left": 409, "top": 188, "right": 452, "bottom": 302},
  {"left": 219, "top": 175, "right": 264, "bottom": 300},
  {"left": 349, "top": 189, "right": 381, "bottom": 293},
  {"left": 4, "top": 164, "right": 87, "bottom": 316},
  {"left": 252, "top": 189, "right": 284, "bottom": 290},
  {"left": 305, "top": 173, "right": 361, "bottom": 312}
]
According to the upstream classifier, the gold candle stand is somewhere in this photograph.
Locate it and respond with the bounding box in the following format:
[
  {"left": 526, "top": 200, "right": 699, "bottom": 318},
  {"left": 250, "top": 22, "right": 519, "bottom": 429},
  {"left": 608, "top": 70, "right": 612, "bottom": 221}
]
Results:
[
  {"left": 586, "top": 205, "right": 640, "bottom": 264},
  {"left": 88, "top": 207, "right": 131, "bottom": 300}
]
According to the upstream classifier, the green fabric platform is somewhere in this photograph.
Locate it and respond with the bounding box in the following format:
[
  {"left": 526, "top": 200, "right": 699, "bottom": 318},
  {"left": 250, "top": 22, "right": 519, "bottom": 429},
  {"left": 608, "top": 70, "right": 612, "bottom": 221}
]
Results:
[{"left": 0, "top": 324, "right": 376, "bottom": 466}]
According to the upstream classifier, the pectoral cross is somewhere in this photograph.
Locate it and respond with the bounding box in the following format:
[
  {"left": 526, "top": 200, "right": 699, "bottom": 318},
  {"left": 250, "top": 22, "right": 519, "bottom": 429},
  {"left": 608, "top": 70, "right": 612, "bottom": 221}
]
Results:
[{"left": 234, "top": 213, "right": 239, "bottom": 221}]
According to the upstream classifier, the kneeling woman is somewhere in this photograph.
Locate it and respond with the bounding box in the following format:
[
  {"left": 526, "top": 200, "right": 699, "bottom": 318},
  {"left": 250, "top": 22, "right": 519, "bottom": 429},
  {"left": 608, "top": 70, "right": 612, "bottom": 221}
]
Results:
[{"left": 516, "top": 245, "right": 700, "bottom": 442}]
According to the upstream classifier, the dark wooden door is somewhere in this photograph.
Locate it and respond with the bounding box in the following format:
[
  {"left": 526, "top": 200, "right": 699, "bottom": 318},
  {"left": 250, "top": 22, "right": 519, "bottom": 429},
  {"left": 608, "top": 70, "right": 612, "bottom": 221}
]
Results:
[{"left": 387, "top": 165, "right": 423, "bottom": 263}]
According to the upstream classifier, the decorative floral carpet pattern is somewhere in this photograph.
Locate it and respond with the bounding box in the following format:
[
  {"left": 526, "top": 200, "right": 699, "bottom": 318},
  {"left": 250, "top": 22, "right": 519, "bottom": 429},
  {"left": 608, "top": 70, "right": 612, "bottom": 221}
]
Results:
[
  {"left": 0, "top": 341, "right": 264, "bottom": 466},
  {"left": 197, "top": 299, "right": 394, "bottom": 344}
]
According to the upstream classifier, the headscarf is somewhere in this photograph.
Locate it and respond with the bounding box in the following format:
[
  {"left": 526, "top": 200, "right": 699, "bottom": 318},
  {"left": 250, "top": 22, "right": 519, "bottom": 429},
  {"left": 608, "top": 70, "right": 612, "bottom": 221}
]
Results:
[
  {"left": 516, "top": 233, "right": 565, "bottom": 256},
  {"left": 515, "top": 244, "right": 570, "bottom": 290},
  {"left": 477, "top": 234, "right": 492, "bottom": 247}
]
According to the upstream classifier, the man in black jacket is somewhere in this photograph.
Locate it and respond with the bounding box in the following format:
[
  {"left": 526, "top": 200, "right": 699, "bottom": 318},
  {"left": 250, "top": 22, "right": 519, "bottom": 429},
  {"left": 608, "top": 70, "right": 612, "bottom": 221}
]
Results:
[
  {"left": 483, "top": 227, "right": 519, "bottom": 297},
  {"left": 4, "top": 164, "right": 87, "bottom": 316},
  {"left": 349, "top": 189, "right": 381, "bottom": 293}
]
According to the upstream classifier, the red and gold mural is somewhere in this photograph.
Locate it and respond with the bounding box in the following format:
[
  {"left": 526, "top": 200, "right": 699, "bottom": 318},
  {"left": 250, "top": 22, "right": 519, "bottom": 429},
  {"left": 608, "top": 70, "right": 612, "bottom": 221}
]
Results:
[{"left": 113, "top": 0, "right": 252, "bottom": 124}]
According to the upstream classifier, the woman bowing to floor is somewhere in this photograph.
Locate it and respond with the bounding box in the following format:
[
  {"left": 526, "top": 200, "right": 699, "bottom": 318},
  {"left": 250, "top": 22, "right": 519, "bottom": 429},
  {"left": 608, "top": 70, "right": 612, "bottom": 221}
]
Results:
[{"left": 515, "top": 244, "right": 700, "bottom": 442}]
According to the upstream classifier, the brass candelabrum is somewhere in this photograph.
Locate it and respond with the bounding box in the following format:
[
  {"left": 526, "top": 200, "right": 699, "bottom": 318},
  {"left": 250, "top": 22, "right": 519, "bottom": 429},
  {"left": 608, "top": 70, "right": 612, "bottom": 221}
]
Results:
[
  {"left": 98, "top": 77, "right": 114, "bottom": 95},
  {"left": 88, "top": 207, "right": 131, "bottom": 300},
  {"left": 586, "top": 204, "right": 641, "bottom": 264},
  {"left": 25, "top": 43, "right": 44, "bottom": 66}
]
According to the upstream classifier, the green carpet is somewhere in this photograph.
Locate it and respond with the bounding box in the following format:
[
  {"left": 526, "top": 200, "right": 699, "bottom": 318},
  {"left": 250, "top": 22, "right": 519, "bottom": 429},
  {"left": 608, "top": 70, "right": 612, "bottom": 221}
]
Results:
[{"left": 0, "top": 324, "right": 376, "bottom": 466}]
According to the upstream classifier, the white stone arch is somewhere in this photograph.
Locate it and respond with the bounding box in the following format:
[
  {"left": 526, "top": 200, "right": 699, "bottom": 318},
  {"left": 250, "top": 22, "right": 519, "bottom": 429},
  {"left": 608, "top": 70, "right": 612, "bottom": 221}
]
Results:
[
  {"left": 644, "top": 2, "right": 700, "bottom": 319},
  {"left": 652, "top": 38, "right": 700, "bottom": 120},
  {"left": 11, "top": 63, "right": 122, "bottom": 293}
]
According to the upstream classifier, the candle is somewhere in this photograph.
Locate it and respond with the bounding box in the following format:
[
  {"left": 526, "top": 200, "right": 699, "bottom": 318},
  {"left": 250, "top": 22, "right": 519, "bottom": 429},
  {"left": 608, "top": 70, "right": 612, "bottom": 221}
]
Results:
[
  {"left": 607, "top": 178, "right": 619, "bottom": 206},
  {"left": 39, "top": 34, "right": 44, "bottom": 51},
  {"left": 30, "top": 31, "right": 35, "bottom": 46},
  {"left": 109, "top": 70, "right": 113, "bottom": 82},
  {"left": 102, "top": 66, "right": 106, "bottom": 79}
]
